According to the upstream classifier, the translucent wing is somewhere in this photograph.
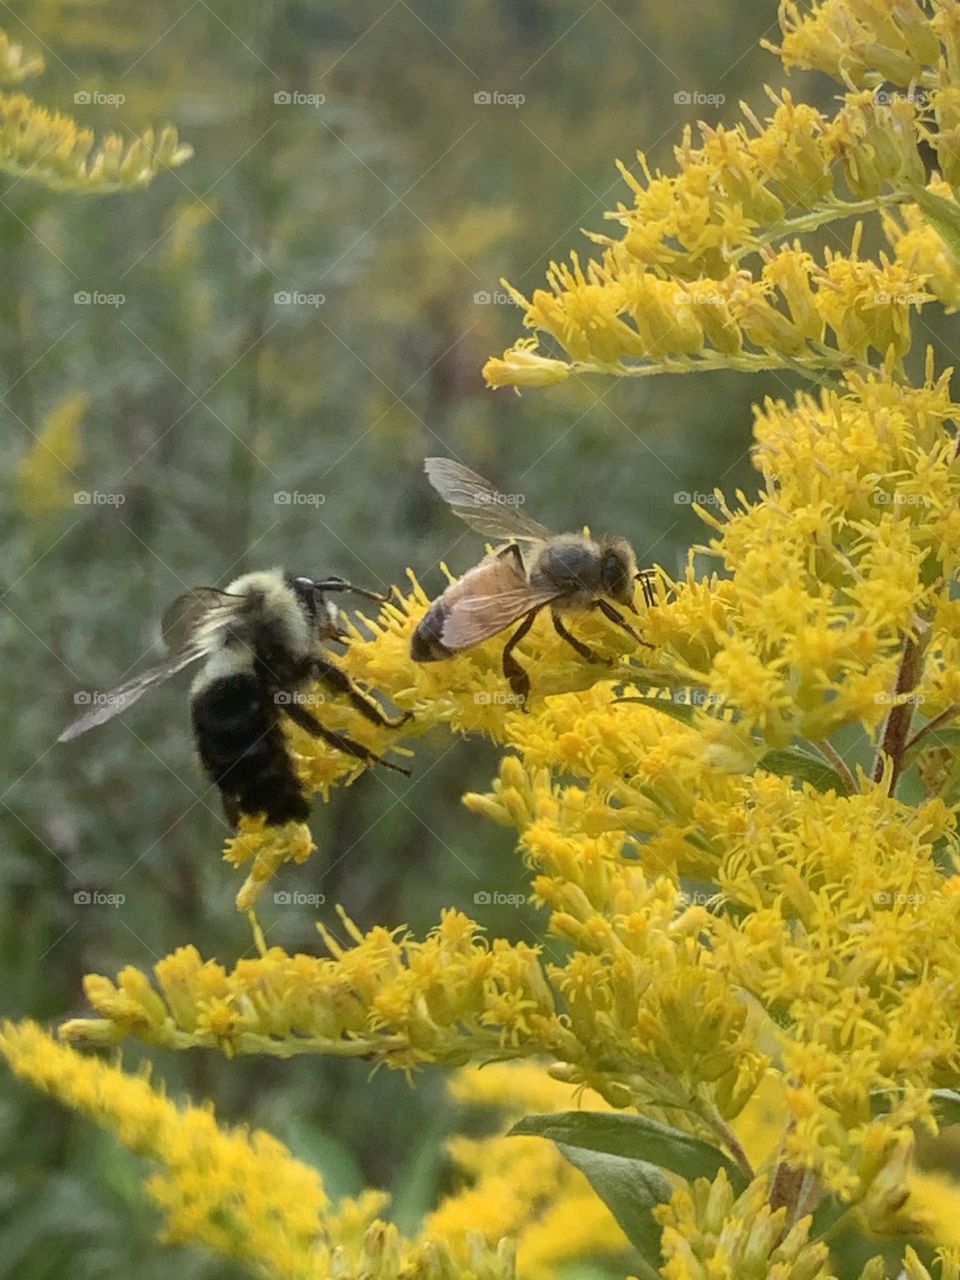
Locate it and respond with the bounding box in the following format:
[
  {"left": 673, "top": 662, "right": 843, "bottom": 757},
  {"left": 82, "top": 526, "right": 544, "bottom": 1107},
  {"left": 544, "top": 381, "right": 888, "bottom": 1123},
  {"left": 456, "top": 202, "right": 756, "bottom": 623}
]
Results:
[
  {"left": 424, "top": 457, "right": 554, "bottom": 543},
  {"left": 436, "top": 555, "right": 561, "bottom": 651},
  {"left": 59, "top": 587, "right": 245, "bottom": 742},
  {"left": 57, "top": 647, "right": 209, "bottom": 741},
  {"left": 161, "top": 586, "right": 244, "bottom": 653}
]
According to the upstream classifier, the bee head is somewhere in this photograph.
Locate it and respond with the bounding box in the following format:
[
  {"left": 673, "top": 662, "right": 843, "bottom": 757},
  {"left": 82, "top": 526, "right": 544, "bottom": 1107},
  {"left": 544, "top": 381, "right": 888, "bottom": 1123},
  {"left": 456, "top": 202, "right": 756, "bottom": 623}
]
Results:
[
  {"left": 598, "top": 538, "right": 638, "bottom": 607},
  {"left": 289, "top": 575, "right": 344, "bottom": 638}
]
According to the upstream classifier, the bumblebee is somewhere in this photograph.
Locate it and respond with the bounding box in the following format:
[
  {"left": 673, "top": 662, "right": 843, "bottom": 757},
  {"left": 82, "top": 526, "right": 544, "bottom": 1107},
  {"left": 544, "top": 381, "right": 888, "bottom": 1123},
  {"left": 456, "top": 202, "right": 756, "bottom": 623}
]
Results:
[{"left": 60, "top": 570, "right": 410, "bottom": 825}]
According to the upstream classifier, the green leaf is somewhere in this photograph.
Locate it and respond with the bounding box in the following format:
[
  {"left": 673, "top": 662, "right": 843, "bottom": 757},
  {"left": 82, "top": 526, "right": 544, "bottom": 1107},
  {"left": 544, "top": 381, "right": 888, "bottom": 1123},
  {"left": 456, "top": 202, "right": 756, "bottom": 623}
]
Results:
[
  {"left": 758, "top": 747, "right": 847, "bottom": 794},
  {"left": 555, "top": 1143, "right": 669, "bottom": 1278},
  {"left": 614, "top": 694, "right": 698, "bottom": 725},
  {"left": 905, "top": 726, "right": 960, "bottom": 762},
  {"left": 906, "top": 183, "right": 960, "bottom": 265},
  {"left": 509, "top": 1111, "right": 745, "bottom": 1188},
  {"left": 931, "top": 1089, "right": 960, "bottom": 1127}
]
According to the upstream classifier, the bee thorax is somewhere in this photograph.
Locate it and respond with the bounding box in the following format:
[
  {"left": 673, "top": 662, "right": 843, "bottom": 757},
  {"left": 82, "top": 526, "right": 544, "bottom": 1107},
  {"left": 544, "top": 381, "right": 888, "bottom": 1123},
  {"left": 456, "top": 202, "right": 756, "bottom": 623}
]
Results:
[{"left": 530, "top": 537, "right": 602, "bottom": 607}]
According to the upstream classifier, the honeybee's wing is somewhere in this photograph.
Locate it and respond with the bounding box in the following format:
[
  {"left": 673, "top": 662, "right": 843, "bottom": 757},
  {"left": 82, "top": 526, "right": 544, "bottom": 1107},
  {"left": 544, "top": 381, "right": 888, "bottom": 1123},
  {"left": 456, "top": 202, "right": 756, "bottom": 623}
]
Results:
[
  {"left": 58, "top": 590, "right": 245, "bottom": 742},
  {"left": 437, "top": 555, "right": 562, "bottom": 651},
  {"left": 424, "top": 457, "right": 554, "bottom": 543},
  {"left": 161, "top": 586, "right": 245, "bottom": 654}
]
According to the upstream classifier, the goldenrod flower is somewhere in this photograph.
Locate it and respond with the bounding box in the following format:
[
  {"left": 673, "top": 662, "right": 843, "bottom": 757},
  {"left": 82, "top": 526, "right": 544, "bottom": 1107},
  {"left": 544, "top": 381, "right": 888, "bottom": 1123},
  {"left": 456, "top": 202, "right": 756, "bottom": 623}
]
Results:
[
  {"left": 16, "top": 391, "right": 88, "bottom": 516},
  {"left": 656, "top": 1169, "right": 831, "bottom": 1280},
  {"left": 0, "top": 91, "right": 191, "bottom": 192},
  {"left": 0, "top": 1021, "right": 517, "bottom": 1279},
  {"left": 0, "top": 29, "right": 42, "bottom": 86},
  {"left": 427, "top": 1064, "right": 625, "bottom": 1280}
]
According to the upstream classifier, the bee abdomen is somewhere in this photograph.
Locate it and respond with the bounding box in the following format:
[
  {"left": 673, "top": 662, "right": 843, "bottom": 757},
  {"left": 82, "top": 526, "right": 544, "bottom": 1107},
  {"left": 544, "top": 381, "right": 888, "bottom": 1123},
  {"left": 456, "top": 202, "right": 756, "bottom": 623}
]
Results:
[
  {"left": 410, "top": 602, "right": 452, "bottom": 662},
  {"left": 191, "top": 673, "right": 309, "bottom": 824}
]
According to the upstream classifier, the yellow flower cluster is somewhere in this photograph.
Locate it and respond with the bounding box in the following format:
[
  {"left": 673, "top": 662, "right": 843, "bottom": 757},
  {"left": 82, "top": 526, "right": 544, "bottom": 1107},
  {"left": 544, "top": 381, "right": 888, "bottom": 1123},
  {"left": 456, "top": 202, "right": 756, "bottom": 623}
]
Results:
[
  {"left": 63, "top": 908, "right": 562, "bottom": 1066},
  {"left": 427, "top": 1064, "right": 627, "bottom": 1280},
  {"left": 482, "top": 0, "right": 960, "bottom": 394},
  {"left": 0, "top": 29, "right": 43, "bottom": 86},
  {"left": 884, "top": 179, "right": 960, "bottom": 311},
  {"left": 775, "top": 0, "right": 941, "bottom": 88},
  {"left": 656, "top": 1169, "right": 831, "bottom": 1280},
  {"left": 51, "top": 355, "right": 960, "bottom": 1257},
  {"left": 16, "top": 391, "right": 88, "bottom": 517},
  {"left": 11, "top": 4, "right": 960, "bottom": 1278},
  {"left": 0, "top": 92, "right": 192, "bottom": 191},
  {"left": 0, "top": 26, "right": 190, "bottom": 194},
  {"left": 0, "top": 1021, "right": 516, "bottom": 1280}
]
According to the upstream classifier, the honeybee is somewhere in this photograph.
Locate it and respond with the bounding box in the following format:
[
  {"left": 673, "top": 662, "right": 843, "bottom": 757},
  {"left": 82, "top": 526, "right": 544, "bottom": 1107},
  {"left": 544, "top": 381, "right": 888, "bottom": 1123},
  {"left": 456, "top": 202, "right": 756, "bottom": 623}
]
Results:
[
  {"left": 411, "top": 458, "right": 654, "bottom": 703},
  {"left": 59, "top": 570, "right": 411, "bottom": 826}
]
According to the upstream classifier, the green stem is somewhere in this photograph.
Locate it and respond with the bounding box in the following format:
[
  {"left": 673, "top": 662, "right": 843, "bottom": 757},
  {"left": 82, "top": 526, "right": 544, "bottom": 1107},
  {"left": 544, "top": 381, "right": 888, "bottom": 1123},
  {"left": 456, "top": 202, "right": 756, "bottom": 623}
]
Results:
[
  {"left": 733, "top": 192, "right": 909, "bottom": 259},
  {"left": 573, "top": 351, "right": 861, "bottom": 381},
  {"left": 905, "top": 700, "right": 960, "bottom": 754}
]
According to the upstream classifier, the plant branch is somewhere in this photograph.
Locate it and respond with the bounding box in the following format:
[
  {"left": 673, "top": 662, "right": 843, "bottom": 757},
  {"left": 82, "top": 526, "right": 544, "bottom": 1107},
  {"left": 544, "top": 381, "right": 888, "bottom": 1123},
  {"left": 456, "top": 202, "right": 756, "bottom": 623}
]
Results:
[
  {"left": 872, "top": 626, "right": 930, "bottom": 790},
  {"left": 904, "top": 701, "right": 960, "bottom": 755},
  {"left": 813, "top": 739, "right": 858, "bottom": 795}
]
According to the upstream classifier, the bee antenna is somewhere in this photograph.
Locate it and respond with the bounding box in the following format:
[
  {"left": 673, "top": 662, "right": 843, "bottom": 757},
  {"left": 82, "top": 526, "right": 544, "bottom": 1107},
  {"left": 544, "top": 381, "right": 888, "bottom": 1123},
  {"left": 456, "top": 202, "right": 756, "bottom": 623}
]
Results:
[{"left": 314, "top": 576, "right": 388, "bottom": 603}]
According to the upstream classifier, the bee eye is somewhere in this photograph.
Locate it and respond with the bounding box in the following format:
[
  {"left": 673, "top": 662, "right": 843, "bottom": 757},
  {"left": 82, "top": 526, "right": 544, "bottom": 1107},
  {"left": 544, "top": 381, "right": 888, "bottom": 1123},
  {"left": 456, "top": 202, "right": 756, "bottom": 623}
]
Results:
[{"left": 600, "top": 551, "right": 630, "bottom": 597}]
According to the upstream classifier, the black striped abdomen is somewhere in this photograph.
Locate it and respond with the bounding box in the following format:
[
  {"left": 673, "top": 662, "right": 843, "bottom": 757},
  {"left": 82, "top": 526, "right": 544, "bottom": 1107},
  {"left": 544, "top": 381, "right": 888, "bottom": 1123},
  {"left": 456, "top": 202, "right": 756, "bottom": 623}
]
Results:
[
  {"left": 410, "top": 600, "right": 452, "bottom": 661},
  {"left": 191, "top": 672, "right": 308, "bottom": 824}
]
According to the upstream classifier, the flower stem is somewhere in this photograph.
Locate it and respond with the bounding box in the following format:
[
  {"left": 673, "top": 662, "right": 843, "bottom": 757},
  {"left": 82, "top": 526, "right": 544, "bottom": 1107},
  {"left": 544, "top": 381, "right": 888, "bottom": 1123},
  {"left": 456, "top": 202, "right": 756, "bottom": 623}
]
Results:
[
  {"left": 813, "top": 740, "right": 858, "bottom": 795},
  {"left": 904, "top": 701, "right": 960, "bottom": 755}
]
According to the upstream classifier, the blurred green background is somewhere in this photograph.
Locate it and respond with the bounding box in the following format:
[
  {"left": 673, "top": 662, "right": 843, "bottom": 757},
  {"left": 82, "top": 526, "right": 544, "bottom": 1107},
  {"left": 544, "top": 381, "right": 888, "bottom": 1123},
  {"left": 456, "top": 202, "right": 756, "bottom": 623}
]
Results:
[{"left": 0, "top": 2, "right": 927, "bottom": 1276}]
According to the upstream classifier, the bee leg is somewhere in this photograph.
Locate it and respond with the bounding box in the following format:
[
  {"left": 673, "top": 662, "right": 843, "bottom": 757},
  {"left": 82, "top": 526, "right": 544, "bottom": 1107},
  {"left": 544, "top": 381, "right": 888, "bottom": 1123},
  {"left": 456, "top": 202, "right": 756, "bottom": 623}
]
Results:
[
  {"left": 311, "top": 656, "right": 412, "bottom": 728},
  {"left": 551, "top": 611, "right": 611, "bottom": 666},
  {"left": 636, "top": 569, "right": 657, "bottom": 608},
  {"left": 283, "top": 700, "right": 412, "bottom": 776},
  {"left": 595, "top": 598, "right": 654, "bottom": 649},
  {"left": 501, "top": 608, "right": 541, "bottom": 709}
]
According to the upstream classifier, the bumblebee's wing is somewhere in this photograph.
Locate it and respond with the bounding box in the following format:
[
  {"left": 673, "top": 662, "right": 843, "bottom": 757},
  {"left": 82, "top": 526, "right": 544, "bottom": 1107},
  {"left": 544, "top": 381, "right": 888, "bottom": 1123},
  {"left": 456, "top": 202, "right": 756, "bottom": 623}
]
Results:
[
  {"left": 161, "top": 586, "right": 245, "bottom": 653},
  {"left": 424, "top": 457, "right": 554, "bottom": 543},
  {"left": 59, "top": 589, "right": 245, "bottom": 742},
  {"left": 57, "top": 646, "right": 208, "bottom": 742},
  {"left": 437, "top": 556, "right": 562, "bottom": 651}
]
